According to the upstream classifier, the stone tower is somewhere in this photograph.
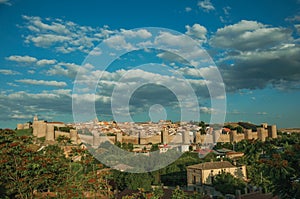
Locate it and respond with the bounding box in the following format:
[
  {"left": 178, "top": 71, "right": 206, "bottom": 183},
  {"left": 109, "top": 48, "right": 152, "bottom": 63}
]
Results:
[
  {"left": 32, "top": 115, "right": 39, "bottom": 136},
  {"left": 46, "top": 124, "right": 55, "bottom": 141},
  {"left": 212, "top": 130, "right": 220, "bottom": 143},
  {"left": 257, "top": 127, "right": 266, "bottom": 142},
  {"left": 244, "top": 129, "right": 253, "bottom": 140},
  {"left": 182, "top": 131, "right": 190, "bottom": 144},
  {"left": 161, "top": 127, "right": 168, "bottom": 144},
  {"left": 230, "top": 130, "right": 237, "bottom": 143},
  {"left": 267, "top": 125, "right": 277, "bottom": 139},
  {"left": 70, "top": 129, "right": 78, "bottom": 144}
]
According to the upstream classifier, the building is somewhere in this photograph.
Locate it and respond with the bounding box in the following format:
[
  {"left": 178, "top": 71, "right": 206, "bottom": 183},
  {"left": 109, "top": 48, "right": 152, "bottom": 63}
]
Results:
[{"left": 187, "top": 161, "right": 247, "bottom": 190}]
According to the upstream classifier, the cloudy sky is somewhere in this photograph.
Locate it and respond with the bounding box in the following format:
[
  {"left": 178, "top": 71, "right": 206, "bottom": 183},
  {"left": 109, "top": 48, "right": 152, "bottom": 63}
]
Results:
[{"left": 0, "top": 0, "right": 300, "bottom": 128}]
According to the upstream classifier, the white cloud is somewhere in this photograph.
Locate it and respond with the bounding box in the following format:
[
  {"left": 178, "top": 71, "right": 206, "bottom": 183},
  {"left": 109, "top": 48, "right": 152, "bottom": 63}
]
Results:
[
  {"left": 295, "top": 24, "right": 300, "bottom": 34},
  {"left": 210, "top": 20, "right": 293, "bottom": 51},
  {"left": 200, "top": 106, "right": 214, "bottom": 114},
  {"left": 223, "top": 6, "right": 231, "bottom": 15},
  {"left": 26, "top": 34, "right": 71, "bottom": 47},
  {"left": 185, "top": 24, "right": 207, "bottom": 43},
  {"left": 16, "top": 79, "right": 67, "bottom": 87},
  {"left": 6, "top": 55, "right": 37, "bottom": 63},
  {"left": 256, "top": 112, "right": 268, "bottom": 115},
  {"left": 198, "top": 0, "right": 215, "bottom": 12},
  {"left": 89, "top": 47, "right": 102, "bottom": 56},
  {"left": 120, "top": 29, "right": 152, "bottom": 39},
  {"left": 10, "top": 114, "right": 32, "bottom": 119},
  {"left": 155, "top": 31, "right": 195, "bottom": 49},
  {"left": 22, "top": 15, "right": 116, "bottom": 54},
  {"left": 0, "top": 69, "right": 20, "bottom": 75},
  {"left": 0, "top": 0, "right": 11, "bottom": 6},
  {"left": 36, "top": 59, "right": 56, "bottom": 66},
  {"left": 185, "top": 7, "right": 192, "bottom": 12},
  {"left": 103, "top": 35, "right": 134, "bottom": 50},
  {"left": 285, "top": 15, "right": 300, "bottom": 22}
]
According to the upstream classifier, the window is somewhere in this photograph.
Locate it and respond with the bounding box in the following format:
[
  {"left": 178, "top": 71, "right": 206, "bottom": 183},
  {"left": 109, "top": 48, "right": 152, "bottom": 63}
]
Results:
[{"left": 193, "top": 176, "right": 196, "bottom": 184}]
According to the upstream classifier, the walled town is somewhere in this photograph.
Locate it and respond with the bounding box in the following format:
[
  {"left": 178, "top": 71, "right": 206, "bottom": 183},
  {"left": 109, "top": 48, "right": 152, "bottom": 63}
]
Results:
[{"left": 7, "top": 115, "right": 298, "bottom": 198}]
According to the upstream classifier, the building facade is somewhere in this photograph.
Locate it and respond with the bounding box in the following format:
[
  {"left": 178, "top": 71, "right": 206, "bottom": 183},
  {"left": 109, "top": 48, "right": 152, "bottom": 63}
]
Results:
[{"left": 187, "top": 161, "right": 247, "bottom": 190}]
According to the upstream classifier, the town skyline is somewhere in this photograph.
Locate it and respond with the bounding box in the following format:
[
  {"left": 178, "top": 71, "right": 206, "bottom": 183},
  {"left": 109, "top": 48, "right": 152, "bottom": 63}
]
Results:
[{"left": 1, "top": 0, "right": 300, "bottom": 129}]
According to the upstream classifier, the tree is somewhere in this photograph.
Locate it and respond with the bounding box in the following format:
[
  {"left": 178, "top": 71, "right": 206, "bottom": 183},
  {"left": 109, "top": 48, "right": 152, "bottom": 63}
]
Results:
[
  {"left": 212, "top": 172, "right": 246, "bottom": 195},
  {"left": 0, "top": 129, "right": 113, "bottom": 198},
  {"left": 56, "top": 135, "right": 72, "bottom": 145},
  {"left": 199, "top": 121, "right": 206, "bottom": 135},
  {"left": 151, "top": 186, "right": 164, "bottom": 199},
  {"left": 171, "top": 186, "right": 186, "bottom": 199},
  {"left": 150, "top": 144, "right": 159, "bottom": 152}
]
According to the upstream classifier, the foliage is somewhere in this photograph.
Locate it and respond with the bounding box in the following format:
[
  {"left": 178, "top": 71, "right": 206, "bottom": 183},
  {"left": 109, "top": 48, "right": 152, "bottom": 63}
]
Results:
[
  {"left": 113, "top": 171, "right": 154, "bottom": 191},
  {"left": 56, "top": 135, "right": 72, "bottom": 145},
  {"left": 198, "top": 121, "right": 206, "bottom": 135},
  {"left": 15, "top": 128, "right": 33, "bottom": 136},
  {"left": 212, "top": 172, "right": 246, "bottom": 195},
  {"left": 235, "top": 133, "right": 300, "bottom": 198},
  {"left": 150, "top": 143, "right": 159, "bottom": 152},
  {"left": 58, "top": 126, "right": 75, "bottom": 132},
  {"left": 0, "top": 129, "right": 112, "bottom": 198},
  {"left": 234, "top": 126, "right": 243, "bottom": 134},
  {"left": 171, "top": 186, "right": 187, "bottom": 199}
]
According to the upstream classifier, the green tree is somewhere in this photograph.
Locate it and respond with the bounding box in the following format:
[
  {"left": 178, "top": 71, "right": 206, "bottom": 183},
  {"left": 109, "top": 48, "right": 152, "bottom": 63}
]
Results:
[
  {"left": 151, "top": 144, "right": 159, "bottom": 152},
  {"left": 56, "top": 135, "right": 72, "bottom": 145},
  {"left": 0, "top": 129, "right": 112, "bottom": 198},
  {"left": 212, "top": 172, "right": 246, "bottom": 195},
  {"left": 171, "top": 186, "right": 186, "bottom": 199}
]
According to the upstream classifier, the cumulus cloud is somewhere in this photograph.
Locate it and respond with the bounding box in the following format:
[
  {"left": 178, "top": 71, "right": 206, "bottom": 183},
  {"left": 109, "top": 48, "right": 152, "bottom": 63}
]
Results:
[
  {"left": 285, "top": 15, "right": 300, "bottom": 22},
  {"left": 207, "top": 20, "right": 300, "bottom": 92},
  {"left": 6, "top": 55, "right": 37, "bottom": 63},
  {"left": 0, "top": 90, "right": 72, "bottom": 122},
  {"left": 22, "top": 15, "right": 116, "bottom": 53},
  {"left": 120, "top": 29, "right": 152, "bottom": 39},
  {"left": 46, "top": 62, "right": 93, "bottom": 78},
  {"left": 210, "top": 20, "right": 293, "bottom": 51},
  {"left": 103, "top": 35, "right": 134, "bottom": 50},
  {"left": 220, "top": 44, "right": 300, "bottom": 91},
  {"left": 198, "top": 0, "right": 215, "bottom": 12},
  {"left": 36, "top": 59, "right": 56, "bottom": 66},
  {"left": 16, "top": 79, "right": 67, "bottom": 87},
  {"left": 6, "top": 55, "right": 58, "bottom": 67},
  {"left": 0, "top": 69, "right": 21, "bottom": 75},
  {"left": 185, "top": 24, "right": 207, "bottom": 43}
]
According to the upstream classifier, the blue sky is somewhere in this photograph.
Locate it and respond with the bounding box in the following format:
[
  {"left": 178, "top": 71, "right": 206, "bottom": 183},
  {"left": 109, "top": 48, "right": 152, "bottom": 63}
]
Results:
[{"left": 0, "top": 0, "right": 300, "bottom": 128}]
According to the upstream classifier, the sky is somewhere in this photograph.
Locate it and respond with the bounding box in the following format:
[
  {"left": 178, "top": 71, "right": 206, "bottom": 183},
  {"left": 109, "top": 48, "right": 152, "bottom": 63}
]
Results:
[{"left": 0, "top": 0, "right": 300, "bottom": 129}]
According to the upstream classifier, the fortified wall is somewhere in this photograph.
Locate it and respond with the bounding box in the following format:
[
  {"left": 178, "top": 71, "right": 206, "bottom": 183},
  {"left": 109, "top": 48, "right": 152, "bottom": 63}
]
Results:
[{"left": 31, "top": 115, "right": 80, "bottom": 144}]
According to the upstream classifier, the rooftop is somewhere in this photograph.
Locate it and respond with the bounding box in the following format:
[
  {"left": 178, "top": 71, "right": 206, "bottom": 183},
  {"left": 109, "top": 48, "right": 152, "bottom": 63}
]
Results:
[{"left": 187, "top": 161, "right": 236, "bottom": 170}]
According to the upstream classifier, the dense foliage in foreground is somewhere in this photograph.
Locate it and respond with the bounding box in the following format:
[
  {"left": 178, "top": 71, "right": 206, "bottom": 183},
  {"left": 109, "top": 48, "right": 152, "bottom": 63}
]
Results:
[{"left": 0, "top": 129, "right": 112, "bottom": 198}]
